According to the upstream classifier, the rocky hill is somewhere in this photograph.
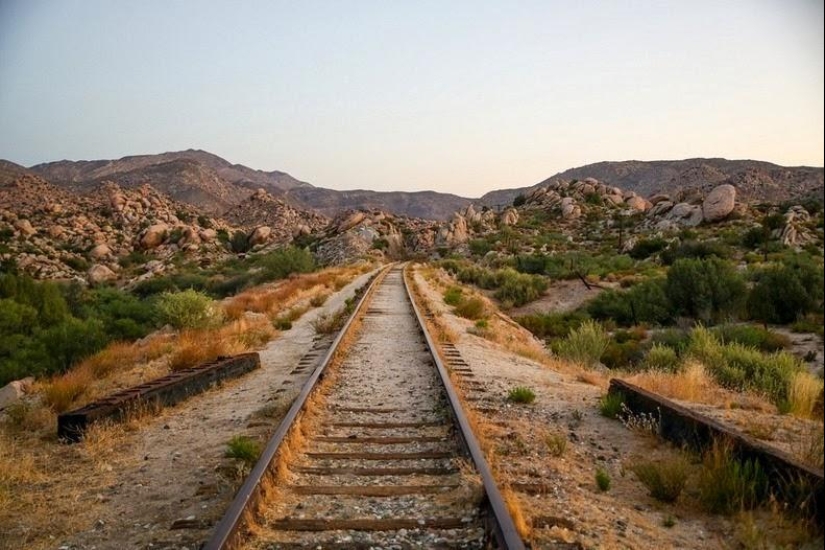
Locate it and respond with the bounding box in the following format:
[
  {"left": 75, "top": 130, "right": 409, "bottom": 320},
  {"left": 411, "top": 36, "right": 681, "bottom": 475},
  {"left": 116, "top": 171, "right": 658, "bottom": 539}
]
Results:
[
  {"left": 222, "top": 188, "right": 329, "bottom": 240},
  {"left": 27, "top": 150, "right": 470, "bottom": 220},
  {"left": 479, "top": 159, "right": 824, "bottom": 208},
  {"left": 285, "top": 187, "right": 471, "bottom": 221}
]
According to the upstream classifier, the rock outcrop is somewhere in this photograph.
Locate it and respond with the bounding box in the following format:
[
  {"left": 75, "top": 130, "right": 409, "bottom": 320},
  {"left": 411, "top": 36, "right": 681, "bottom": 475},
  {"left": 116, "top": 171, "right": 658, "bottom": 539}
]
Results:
[{"left": 702, "top": 184, "right": 737, "bottom": 222}]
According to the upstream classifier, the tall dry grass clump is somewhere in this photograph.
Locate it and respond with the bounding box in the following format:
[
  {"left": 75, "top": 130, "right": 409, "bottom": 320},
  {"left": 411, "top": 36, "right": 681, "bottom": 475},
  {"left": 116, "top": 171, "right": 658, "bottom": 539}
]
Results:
[
  {"left": 42, "top": 368, "right": 94, "bottom": 413},
  {"left": 627, "top": 360, "right": 716, "bottom": 404},
  {"left": 786, "top": 372, "right": 824, "bottom": 420}
]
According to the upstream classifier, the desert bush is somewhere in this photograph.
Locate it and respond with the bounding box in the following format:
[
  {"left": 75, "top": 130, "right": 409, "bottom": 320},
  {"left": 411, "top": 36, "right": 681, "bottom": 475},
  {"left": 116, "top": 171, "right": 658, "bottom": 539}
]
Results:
[
  {"left": 468, "top": 238, "right": 494, "bottom": 257},
  {"left": 790, "top": 313, "right": 825, "bottom": 337},
  {"left": 493, "top": 269, "right": 547, "bottom": 306},
  {"left": 156, "top": 289, "right": 222, "bottom": 330},
  {"left": 747, "top": 258, "right": 824, "bottom": 325},
  {"left": 443, "top": 286, "right": 463, "bottom": 306},
  {"left": 632, "top": 456, "right": 690, "bottom": 502},
  {"left": 555, "top": 320, "right": 610, "bottom": 368},
  {"left": 666, "top": 258, "right": 747, "bottom": 323},
  {"left": 787, "top": 371, "right": 824, "bottom": 419},
  {"left": 651, "top": 328, "right": 691, "bottom": 355},
  {"left": 711, "top": 324, "right": 790, "bottom": 352},
  {"left": 698, "top": 441, "right": 769, "bottom": 514},
  {"left": 687, "top": 327, "right": 803, "bottom": 406},
  {"left": 309, "top": 293, "right": 329, "bottom": 307},
  {"left": 629, "top": 237, "right": 669, "bottom": 260},
  {"left": 250, "top": 246, "right": 316, "bottom": 284},
  {"left": 599, "top": 392, "right": 625, "bottom": 419},
  {"left": 587, "top": 278, "right": 672, "bottom": 326},
  {"left": 507, "top": 386, "right": 536, "bottom": 404},
  {"left": 544, "top": 432, "right": 567, "bottom": 456},
  {"left": 228, "top": 230, "right": 251, "bottom": 253},
  {"left": 225, "top": 435, "right": 262, "bottom": 466},
  {"left": 595, "top": 468, "right": 611, "bottom": 491},
  {"left": 642, "top": 343, "right": 680, "bottom": 372},
  {"left": 661, "top": 240, "right": 731, "bottom": 265},
  {"left": 454, "top": 297, "right": 487, "bottom": 320},
  {"left": 515, "top": 310, "right": 588, "bottom": 340},
  {"left": 601, "top": 340, "right": 646, "bottom": 370}
]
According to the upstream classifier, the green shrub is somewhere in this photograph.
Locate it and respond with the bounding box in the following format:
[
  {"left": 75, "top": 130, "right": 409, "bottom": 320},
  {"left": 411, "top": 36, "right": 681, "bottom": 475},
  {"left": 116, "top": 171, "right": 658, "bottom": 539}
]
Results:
[
  {"left": 156, "top": 289, "right": 222, "bottom": 330},
  {"left": 661, "top": 240, "right": 731, "bottom": 265},
  {"left": 507, "top": 386, "right": 536, "bottom": 404},
  {"left": 599, "top": 392, "right": 625, "bottom": 419},
  {"left": 443, "top": 286, "right": 463, "bottom": 306},
  {"left": 595, "top": 468, "right": 611, "bottom": 492},
  {"left": 468, "top": 238, "right": 493, "bottom": 257},
  {"left": 601, "top": 340, "right": 645, "bottom": 370},
  {"left": 492, "top": 269, "right": 547, "bottom": 306},
  {"left": 228, "top": 230, "right": 251, "bottom": 253},
  {"left": 629, "top": 237, "right": 669, "bottom": 260},
  {"left": 666, "top": 258, "right": 746, "bottom": 323},
  {"left": 687, "top": 327, "right": 803, "bottom": 405},
  {"left": 651, "top": 328, "right": 691, "bottom": 355},
  {"left": 711, "top": 324, "right": 790, "bottom": 352},
  {"left": 250, "top": 247, "right": 316, "bottom": 284},
  {"left": 454, "top": 297, "right": 487, "bottom": 320},
  {"left": 643, "top": 344, "right": 680, "bottom": 372},
  {"left": 515, "top": 311, "right": 588, "bottom": 340},
  {"left": 747, "top": 258, "right": 824, "bottom": 325},
  {"left": 34, "top": 317, "right": 108, "bottom": 375},
  {"left": 632, "top": 457, "right": 690, "bottom": 502},
  {"left": 225, "top": 435, "right": 262, "bottom": 466},
  {"left": 587, "top": 279, "right": 672, "bottom": 326},
  {"left": 698, "top": 442, "right": 769, "bottom": 514},
  {"left": 555, "top": 320, "right": 610, "bottom": 368}
]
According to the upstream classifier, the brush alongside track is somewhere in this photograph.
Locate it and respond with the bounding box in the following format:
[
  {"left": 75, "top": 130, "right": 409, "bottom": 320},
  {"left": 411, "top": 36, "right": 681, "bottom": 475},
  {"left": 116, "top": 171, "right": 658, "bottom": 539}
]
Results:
[{"left": 205, "top": 265, "right": 524, "bottom": 550}]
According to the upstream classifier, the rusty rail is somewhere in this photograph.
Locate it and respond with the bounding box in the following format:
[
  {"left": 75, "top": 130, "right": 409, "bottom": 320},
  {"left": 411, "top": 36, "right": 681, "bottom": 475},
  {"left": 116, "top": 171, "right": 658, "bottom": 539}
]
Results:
[
  {"left": 403, "top": 265, "right": 526, "bottom": 550},
  {"left": 610, "top": 378, "right": 823, "bottom": 525},
  {"left": 58, "top": 353, "right": 261, "bottom": 442},
  {"left": 203, "top": 266, "right": 389, "bottom": 550}
]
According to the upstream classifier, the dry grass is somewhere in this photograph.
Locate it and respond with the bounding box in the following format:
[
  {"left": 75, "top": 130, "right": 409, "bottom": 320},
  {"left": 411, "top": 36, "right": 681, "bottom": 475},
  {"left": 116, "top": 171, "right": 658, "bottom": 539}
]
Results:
[
  {"left": 787, "top": 371, "right": 824, "bottom": 420},
  {"left": 791, "top": 422, "right": 824, "bottom": 469},
  {"left": 41, "top": 368, "right": 94, "bottom": 413},
  {"left": 626, "top": 360, "right": 720, "bottom": 404}
]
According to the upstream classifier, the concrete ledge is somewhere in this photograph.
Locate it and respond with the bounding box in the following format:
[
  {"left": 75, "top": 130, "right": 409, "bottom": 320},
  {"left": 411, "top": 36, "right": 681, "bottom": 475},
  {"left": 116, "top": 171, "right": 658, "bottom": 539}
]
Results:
[
  {"left": 609, "top": 378, "right": 823, "bottom": 524},
  {"left": 58, "top": 353, "right": 261, "bottom": 442}
]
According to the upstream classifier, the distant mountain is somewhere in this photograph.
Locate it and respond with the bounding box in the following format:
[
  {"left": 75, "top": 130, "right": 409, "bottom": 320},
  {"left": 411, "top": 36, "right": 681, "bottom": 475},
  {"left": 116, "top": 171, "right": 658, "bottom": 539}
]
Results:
[
  {"left": 27, "top": 149, "right": 469, "bottom": 219},
  {"left": 479, "top": 159, "right": 824, "bottom": 208},
  {"left": 285, "top": 187, "right": 471, "bottom": 221}
]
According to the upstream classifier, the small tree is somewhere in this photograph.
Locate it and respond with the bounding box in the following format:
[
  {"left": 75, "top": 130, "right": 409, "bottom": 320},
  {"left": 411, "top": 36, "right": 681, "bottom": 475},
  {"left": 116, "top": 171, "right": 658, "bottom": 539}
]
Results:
[{"left": 666, "top": 258, "right": 746, "bottom": 323}]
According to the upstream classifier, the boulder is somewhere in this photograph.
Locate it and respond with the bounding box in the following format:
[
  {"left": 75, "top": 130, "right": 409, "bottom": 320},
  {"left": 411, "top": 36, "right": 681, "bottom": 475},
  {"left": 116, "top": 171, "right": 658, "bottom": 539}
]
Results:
[
  {"left": 702, "top": 184, "right": 736, "bottom": 222},
  {"left": 338, "top": 211, "right": 366, "bottom": 232},
  {"left": 0, "top": 378, "right": 33, "bottom": 411},
  {"left": 199, "top": 228, "right": 217, "bottom": 242},
  {"left": 89, "top": 244, "right": 111, "bottom": 259},
  {"left": 139, "top": 224, "right": 168, "bottom": 249},
  {"left": 87, "top": 264, "right": 117, "bottom": 284},
  {"left": 625, "top": 196, "right": 652, "bottom": 212},
  {"left": 13, "top": 219, "right": 36, "bottom": 237},
  {"left": 665, "top": 203, "right": 704, "bottom": 227},
  {"left": 499, "top": 207, "right": 519, "bottom": 226},
  {"left": 648, "top": 201, "right": 674, "bottom": 217},
  {"left": 648, "top": 193, "right": 671, "bottom": 205},
  {"left": 248, "top": 226, "right": 272, "bottom": 246}
]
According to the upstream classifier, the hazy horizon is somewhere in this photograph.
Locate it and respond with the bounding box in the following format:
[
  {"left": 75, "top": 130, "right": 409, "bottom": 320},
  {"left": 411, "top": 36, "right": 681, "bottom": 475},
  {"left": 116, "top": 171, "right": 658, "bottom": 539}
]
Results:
[{"left": 1, "top": 0, "right": 823, "bottom": 196}]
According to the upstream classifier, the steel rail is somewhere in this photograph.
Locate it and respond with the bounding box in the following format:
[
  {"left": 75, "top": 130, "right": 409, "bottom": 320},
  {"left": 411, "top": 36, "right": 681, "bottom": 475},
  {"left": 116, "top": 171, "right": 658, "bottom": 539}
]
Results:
[
  {"left": 205, "top": 263, "right": 525, "bottom": 549},
  {"left": 203, "top": 265, "right": 389, "bottom": 550},
  {"left": 402, "top": 264, "right": 526, "bottom": 550}
]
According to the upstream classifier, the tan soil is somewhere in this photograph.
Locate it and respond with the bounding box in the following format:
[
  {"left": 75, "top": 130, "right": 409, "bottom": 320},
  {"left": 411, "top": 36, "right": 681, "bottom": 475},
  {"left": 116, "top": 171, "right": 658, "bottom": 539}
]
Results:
[{"left": 508, "top": 279, "right": 612, "bottom": 317}]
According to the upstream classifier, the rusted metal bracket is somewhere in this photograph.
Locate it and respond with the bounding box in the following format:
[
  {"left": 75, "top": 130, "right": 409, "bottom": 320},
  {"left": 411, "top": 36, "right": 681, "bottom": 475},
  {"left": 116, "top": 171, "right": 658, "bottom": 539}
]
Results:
[{"left": 57, "top": 353, "right": 260, "bottom": 442}]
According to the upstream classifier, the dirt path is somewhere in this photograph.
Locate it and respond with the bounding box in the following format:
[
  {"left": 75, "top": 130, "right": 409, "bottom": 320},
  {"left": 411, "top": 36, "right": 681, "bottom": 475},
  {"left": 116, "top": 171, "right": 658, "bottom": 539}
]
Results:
[{"left": 62, "top": 268, "right": 378, "bottom": 550}]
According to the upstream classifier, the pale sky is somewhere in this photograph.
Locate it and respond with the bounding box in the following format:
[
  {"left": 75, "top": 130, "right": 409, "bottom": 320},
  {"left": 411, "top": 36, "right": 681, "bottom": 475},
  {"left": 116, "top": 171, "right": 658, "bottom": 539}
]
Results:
[{"left": 0, "top": 0, "right": 822, "bottom": 197}]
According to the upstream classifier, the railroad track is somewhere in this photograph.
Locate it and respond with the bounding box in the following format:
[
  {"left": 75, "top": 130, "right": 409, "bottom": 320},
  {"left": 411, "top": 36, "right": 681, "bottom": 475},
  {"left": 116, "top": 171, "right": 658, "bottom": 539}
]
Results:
[{"left": 206, "top": 265, "right": 524, "bottom": 550}]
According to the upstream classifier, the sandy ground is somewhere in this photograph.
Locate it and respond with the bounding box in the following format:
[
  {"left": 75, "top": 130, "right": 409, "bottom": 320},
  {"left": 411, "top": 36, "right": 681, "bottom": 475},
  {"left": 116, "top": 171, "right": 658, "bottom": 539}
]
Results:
[
  {"left": 508, "top": 279, "right": 611, "bottom": 317},
  {"left": 412, "top": 266, "right": 757, "bottom": 550},
  {"left": 58, "top": 268, "right": 378, "bottom": 550}
]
